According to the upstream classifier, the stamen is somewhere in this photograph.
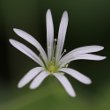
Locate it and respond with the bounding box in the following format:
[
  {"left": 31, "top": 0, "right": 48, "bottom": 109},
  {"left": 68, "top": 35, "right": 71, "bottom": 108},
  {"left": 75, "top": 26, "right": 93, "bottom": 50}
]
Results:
[
  {"left": 61, "top": 49, "right": 67, "bottom": 57},
  {"left": 54, "top": 38, "right": 57, "bottom": 42},
  {"left": 65, "top": 64, "right": 68, "bottom": 67},
  {"left": 64, "top": 49, "right": 66, "bottom": 53}
]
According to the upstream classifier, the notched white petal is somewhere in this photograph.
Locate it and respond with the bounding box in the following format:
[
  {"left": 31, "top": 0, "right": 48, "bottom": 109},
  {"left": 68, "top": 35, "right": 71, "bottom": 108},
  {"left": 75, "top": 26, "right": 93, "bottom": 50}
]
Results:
[
  {"left": 18, "top": 67, "right": 43, "bottom": 88},
  {"left": 59, "top": 53, "right": 106, "bottom": 67},
  {"left": 60, "top": 45, "right": 104, "bottom": 62},
  {"left": 9, "top": 39, "right": 44, "bottom": 66},
  {"left": 53, "top": 73, "right": 76, "bottom": 97},
  {"left": 73, "top": 54, "right": 106, "bottom": 61},
  {"left": 69, "top": 45, "right": 104, "bottom": 56},
  {"left": 29, "top": 71, "right": 49, "bottom": 89},
  {"left": 13, "top": 28, "right": 48, "bottom": 63},
  {"left": 55, "top": 11, "right": 69, "bottom": 62},
  {"left": 60, "top": 68, "right": 92, "bottom": 85},
  {"left": 46, "top": 9, "right": 54, "bottom": 60}
]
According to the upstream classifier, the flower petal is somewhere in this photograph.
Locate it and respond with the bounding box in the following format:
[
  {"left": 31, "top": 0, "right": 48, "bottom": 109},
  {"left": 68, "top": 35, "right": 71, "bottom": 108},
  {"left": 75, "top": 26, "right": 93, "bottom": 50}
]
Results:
[
  {"left": 30, "top": 71, "right": 49, "bottom": 89},
  {"left": 60, "top": 68, "right": 92, "bottom": 85},
  {"left": 60, "top": 45, "right": 104, "bottom": 63},
  {"left": 66, "top": 45, "right": 104, "bottom": 56},
  {"left": 55, "top": 11, "right": 68, "bottom": 62},
  {"left": 53, "top": 73, "right": 76, "bottom": 97},
  {"left": 46, "top": 9, "right": 54, "bottom": 61},
  {"left": 59, "top": 54, "right": 106, "bottom": 67},
  {"left": 9, "top": 39, "right": 44, "bottom": 66},
  {"left": 13, "top": 28, "right": 48, "bottom": 63},
  {"left": 18, "top": 67, "right": 43, "bottom": 88},
  {"left": 73, "top": 54, "right": 106, "bottom": 61}
]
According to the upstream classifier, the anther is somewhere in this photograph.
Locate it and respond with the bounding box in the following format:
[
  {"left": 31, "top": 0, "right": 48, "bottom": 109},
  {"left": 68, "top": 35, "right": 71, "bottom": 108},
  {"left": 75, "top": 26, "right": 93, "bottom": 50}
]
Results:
[
  {"left": 64, "top": 49, "right": 66, "bottom": 53},
  {"left": 61, "top": 49, "right": 67, "bottom": 57},
  {"left": 65, "top": 64, "right": 68, "bottom": 67},
  {"left": 54, "top": 38, "right": 57, "bottom": 42}
]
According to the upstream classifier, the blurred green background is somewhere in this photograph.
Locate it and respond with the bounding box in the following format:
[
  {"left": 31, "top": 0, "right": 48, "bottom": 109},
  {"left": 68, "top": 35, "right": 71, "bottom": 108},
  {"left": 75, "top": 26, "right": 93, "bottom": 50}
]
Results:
[{"left": 0, "top": 0, "right": 110, "bottom": 110}]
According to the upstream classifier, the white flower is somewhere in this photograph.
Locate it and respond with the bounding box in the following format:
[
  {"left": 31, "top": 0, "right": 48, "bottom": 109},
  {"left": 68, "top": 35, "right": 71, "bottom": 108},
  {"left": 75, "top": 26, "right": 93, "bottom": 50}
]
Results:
[{"left": 9, "top": 9, "right": 106, "bottom": 97}]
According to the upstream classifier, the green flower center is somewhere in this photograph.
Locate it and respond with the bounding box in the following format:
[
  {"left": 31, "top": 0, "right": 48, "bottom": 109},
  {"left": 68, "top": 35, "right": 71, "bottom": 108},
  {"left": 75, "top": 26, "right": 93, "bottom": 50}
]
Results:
[
  {"left": 48, "top": 65, "right": 57, "bottom": 73},
  {"left": 46, "top": 61, "right": 59, "bottom": 73}
]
